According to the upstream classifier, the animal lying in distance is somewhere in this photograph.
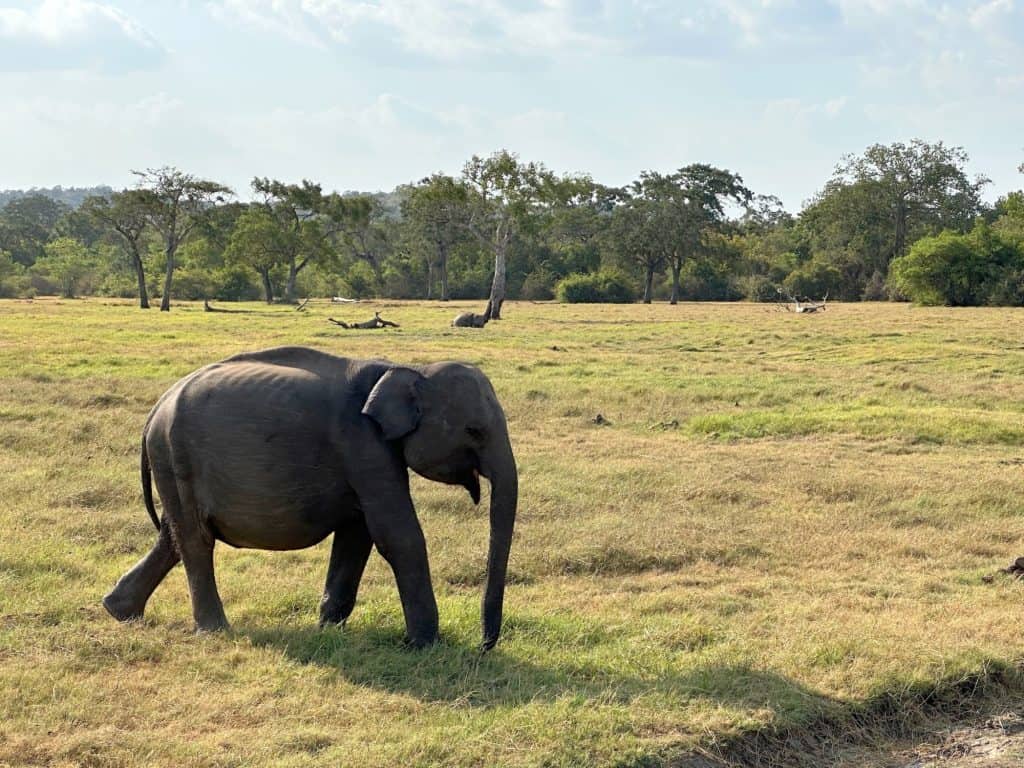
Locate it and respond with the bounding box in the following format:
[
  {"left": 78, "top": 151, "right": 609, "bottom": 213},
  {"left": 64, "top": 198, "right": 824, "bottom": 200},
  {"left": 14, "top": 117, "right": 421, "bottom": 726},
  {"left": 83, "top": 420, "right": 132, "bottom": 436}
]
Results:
[{"left": 452, "top": 301, "right": 492, "bottom": 328}]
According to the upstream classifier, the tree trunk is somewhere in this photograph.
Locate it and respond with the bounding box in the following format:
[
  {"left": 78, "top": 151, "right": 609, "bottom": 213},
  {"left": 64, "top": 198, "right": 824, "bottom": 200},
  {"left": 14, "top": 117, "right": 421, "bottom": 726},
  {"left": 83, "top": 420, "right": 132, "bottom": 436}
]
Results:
[
  {"left": 643, "top": 266, "right": 654, "bottom": 304},
  {"left": 439, "top": 242, "right": 449, "bottom": 301},
  {"left": 426, "top": 260, "right": 434, "bottom": 300},
  {"left": 488, "top": 242, "right": 507, "bottom": 320},
  {"left": 260, "top": 267, "right": 274, "bottom": 304},
  {"left": 284, "top": 259, "right": 300, "bottom": 303},
  {"left": 159, "top": 243, "right": 174, "bottom": 312},
  {"left": 893, "top": 201, "right": 907, "bottom": 262},
  {"left": 131, "top": 245, "right": 149, "bottom": 309},
  {"left": 670, "top": 263, "right": 681, "bottom": 305}
]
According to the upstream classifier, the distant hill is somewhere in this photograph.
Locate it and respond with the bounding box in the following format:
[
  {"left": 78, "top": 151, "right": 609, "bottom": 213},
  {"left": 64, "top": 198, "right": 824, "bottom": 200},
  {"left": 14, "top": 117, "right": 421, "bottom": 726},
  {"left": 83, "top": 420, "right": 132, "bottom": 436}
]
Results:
[{"left": 0, "top": 186, "right": 115, "bottom": 210}]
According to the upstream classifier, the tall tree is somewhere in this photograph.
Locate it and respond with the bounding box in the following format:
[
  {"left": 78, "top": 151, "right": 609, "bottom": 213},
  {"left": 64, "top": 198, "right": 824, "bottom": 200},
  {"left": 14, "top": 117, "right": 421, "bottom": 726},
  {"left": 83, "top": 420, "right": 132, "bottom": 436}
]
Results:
[
  {"left": 633, "top": 165, "right": 752, "bottom": 304},
  {"left": 223, "top": 205, "right": 287, "bottom": 303},
  {"left": 830, "top": 140, "right": 988, "bottom": 263},
  {"left": 81, "top": 191, "right": 152, "bottom": 308},
  {"left": 608, "top": 193, "right": 665, "bottom": 304},
  {"left": 402, "top": 174, "right": 468, "bottom": 301},
  {"left": 0, "top": 194, "right": 69, "bottom": 267},
  {"left": 133, "top": 167, "right": 231, "bottom": 311},
  {"left": 542, "top": 175, "right": 616, "bottom": 272},
  {"left": 321, "top": 194, "right": 391, "bottom": 292},
  {"left": 249, "top": 178, "right": 338, "bottom": 303},
  {"left": 461, "top": 150, "right": 552, "bottom": 319}
]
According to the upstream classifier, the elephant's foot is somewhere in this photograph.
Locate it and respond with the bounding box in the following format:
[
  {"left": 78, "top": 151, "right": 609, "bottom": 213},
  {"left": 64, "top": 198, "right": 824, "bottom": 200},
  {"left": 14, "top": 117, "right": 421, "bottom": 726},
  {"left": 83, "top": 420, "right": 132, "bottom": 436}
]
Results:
[
  {"left": 194, "top": 611, "right": 230, "bottom": 634},
  {"left": 404, "top": 632, "right": 440, "bottom": 650},
  {"left": 102, "top": 589, "right": 146, "bottom": 623},
  {"left": 318, "top": 596, "right": 354, "bottom": 628}
]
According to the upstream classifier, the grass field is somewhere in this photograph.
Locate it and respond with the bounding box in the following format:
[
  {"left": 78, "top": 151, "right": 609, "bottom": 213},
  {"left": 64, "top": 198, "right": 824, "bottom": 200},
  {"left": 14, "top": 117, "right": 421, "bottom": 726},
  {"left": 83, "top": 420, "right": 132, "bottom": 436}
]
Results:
[{"left": 2, "top": 297, "right": 1024, "bottom": 767}]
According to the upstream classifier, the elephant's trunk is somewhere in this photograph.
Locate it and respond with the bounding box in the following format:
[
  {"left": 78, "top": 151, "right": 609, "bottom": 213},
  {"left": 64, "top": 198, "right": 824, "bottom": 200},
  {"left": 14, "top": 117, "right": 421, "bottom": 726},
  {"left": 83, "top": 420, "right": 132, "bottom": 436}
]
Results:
[{"left": 481, "top": 436, "right": 517, "bottom": 650}]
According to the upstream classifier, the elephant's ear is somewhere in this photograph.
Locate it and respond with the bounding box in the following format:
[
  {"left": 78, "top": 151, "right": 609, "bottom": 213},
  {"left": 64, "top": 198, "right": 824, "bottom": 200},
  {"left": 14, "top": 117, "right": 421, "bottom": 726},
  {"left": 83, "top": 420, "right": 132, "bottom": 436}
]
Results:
[{"left": 362, "top": 367, "right": 424, "bottom": 440}]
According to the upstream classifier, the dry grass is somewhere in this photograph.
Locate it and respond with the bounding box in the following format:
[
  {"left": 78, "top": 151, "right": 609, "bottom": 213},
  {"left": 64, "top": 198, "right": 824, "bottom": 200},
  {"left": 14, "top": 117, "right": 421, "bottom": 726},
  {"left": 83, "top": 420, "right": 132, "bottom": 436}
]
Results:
[{"left": 1, "top": 297, "right": 1024, "bottom": 766}]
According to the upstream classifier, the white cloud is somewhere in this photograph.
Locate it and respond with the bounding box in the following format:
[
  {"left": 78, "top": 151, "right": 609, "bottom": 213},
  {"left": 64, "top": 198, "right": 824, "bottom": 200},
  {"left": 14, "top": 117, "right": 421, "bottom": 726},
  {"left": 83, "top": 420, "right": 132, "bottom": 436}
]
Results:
[
  {"left": 0, "top": 0, "right": 163, "bottom": 71},
  {"left": 210, "top": 0, "right": 614, "bottom": 61}
]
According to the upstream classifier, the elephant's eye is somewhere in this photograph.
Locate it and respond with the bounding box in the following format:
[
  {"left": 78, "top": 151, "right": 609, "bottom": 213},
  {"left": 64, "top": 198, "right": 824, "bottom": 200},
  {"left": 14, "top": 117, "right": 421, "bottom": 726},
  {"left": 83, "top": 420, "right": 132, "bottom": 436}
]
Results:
[{"left": 466, "top": 426, "right": 485, "bottom": 442}]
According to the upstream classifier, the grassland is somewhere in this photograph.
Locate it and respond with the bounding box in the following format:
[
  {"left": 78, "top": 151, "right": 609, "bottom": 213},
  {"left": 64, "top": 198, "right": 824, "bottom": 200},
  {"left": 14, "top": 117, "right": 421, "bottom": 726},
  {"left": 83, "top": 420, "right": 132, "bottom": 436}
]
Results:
[{"left": 1, "top": 297, "right": 1024, "bottom": 767}]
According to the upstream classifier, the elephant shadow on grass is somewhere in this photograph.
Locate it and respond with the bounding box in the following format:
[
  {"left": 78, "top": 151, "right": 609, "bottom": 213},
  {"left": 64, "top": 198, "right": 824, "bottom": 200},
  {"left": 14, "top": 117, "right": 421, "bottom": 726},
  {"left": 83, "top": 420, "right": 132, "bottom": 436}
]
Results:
[{"left": 241, "top": 614, "right": 840, "bottom": 722}]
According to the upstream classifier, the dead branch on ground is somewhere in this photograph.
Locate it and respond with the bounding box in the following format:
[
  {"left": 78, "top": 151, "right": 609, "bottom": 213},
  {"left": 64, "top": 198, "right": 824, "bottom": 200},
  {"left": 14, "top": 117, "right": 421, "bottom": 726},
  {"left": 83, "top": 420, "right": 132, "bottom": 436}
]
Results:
[{"left": 327, "top": 312, "right": 400, "bottom": 329}]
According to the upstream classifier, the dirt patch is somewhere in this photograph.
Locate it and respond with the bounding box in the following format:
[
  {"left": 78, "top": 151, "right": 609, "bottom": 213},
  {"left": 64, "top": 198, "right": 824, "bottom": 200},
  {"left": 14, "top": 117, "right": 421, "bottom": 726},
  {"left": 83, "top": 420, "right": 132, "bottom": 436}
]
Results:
[
  {"left": 677, "top": 707, "right": 1024, "bottom": 767},
  {"left": 892, "top": 712, "right": 1024, "bottom": 768}
]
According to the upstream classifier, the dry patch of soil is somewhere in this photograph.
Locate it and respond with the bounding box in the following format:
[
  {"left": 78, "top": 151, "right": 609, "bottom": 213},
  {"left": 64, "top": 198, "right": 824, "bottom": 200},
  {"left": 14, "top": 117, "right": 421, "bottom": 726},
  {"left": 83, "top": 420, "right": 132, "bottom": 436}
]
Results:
[{"left": 892, "top": 712, "right": 1024, "bottom": 768}]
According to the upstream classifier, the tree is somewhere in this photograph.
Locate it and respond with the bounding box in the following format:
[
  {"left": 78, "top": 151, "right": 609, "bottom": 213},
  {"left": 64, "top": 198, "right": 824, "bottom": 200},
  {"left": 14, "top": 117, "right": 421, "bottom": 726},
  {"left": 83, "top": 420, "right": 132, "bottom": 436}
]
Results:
[
  {"left": 607, "top": 193, "right": 665, "bottom": 303},
  {"left": 223, "top": 205, "right": 289, "bottom": 302},
  {"left": 133, "top": 167, "right": 231, "bottom": 311},
  {"left": 402, "top": 174, "right": 468, "bottom": 300},
  {"left": 539, "top": 175, "right": 616, "bottom": 279},
  {"left": 632, "top": 165, "right": 752, "bottom": 304},
  {"left": 81, "top": 191, "right": 152, "bottom": 308},
  {"left": 830, "top": 140, "right": 988, "bottom": 263},
  {"left": 246, "top": 178, "right": 355, "bottom": 303},
  {"left": 461, "top": 150, "right": 553, "bottom": 319},
  {"left": 0, "top": 194, "right": 69, "bottom": 267},
  {"left": 35, "top": 237, "right": 93, "bottom": 298},
  {"left": 322, "top": 194, "right": 391, "bottom": 294}
]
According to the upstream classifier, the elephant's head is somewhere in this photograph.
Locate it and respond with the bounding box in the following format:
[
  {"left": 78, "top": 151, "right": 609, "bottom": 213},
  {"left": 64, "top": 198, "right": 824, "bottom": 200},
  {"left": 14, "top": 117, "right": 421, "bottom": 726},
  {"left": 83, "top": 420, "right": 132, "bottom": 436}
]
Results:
[{"left": 362, "top": 362, "right": 518, "bottom": 650}]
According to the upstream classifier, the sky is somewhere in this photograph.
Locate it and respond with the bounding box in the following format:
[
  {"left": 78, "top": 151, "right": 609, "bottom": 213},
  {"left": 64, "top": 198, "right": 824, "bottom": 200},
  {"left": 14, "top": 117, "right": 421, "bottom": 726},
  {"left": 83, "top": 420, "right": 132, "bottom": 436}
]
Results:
[{"left": 1, "top": 0, "right": 1022, "bottom": 211}]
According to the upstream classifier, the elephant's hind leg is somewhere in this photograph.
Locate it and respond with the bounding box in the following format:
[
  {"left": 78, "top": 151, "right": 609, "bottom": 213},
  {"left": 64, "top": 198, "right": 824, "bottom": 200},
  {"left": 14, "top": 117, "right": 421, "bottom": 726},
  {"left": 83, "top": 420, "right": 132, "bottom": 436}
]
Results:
[
  {"left": 157, "top": 473, "right": 229, "bottom": 632},
  {"left": 103, "top": 523, "right": 180, "bottom": 622},
  {"left": 319, "top": 517, "right": 373, "bottom": 627}
]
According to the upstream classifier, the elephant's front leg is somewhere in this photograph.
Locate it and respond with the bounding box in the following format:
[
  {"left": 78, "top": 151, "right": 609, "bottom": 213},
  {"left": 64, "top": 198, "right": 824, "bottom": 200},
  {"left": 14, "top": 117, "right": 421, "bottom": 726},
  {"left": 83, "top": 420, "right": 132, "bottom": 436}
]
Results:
[
  {"left": 319, "top": 517, "right": 373, "bottom": 627},
  {"left": 362, "top": 494, "right": 439, "bottom": 648}
]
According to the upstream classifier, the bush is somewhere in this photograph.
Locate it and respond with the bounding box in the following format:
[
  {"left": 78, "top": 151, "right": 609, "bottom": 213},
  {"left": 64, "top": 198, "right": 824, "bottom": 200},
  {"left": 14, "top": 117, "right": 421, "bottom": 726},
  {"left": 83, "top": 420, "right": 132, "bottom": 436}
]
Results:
[
  {"left": 0, "top": 251, "right": 33, "bottom": 298},
  {"left": 556, "top": 270, "right": 636, "bottom": 303},
  {"left": 738, "top": 275, "right": 780, "bottom": 302},
  {"left": 861, "top": 270, "right": 888, "bottom": 301},
  {"left": 782, "top": 258, "right": 841, "bottom": 300},
  {"left": 890, "top": 223, "right": 1024, "bottom": 306},
  {"left": 680, "top": 260, "right": 742, "bottom": 301},
  {"left": 520, "top": 268, "right": 556, "bottom": 300}
]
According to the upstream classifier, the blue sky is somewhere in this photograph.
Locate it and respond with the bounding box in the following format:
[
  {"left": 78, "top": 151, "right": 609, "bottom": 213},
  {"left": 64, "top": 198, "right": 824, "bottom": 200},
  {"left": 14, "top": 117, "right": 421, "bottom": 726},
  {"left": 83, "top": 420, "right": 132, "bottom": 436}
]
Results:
[{"left": 1, "top": 0, "right": 1022, "bottom": 210}]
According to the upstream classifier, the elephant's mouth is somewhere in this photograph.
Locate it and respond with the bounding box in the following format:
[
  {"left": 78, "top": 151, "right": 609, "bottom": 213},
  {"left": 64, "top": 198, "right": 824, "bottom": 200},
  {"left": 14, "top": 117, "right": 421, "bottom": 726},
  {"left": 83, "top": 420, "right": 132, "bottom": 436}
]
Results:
[{"left": 462, "top": 468, "right": 481, "bottom": 505}]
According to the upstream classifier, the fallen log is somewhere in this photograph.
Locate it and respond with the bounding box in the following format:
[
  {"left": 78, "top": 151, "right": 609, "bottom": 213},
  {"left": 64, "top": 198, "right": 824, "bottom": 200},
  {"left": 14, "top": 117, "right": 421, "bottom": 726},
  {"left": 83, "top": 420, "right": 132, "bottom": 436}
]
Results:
[
  {"left": 328, "top": 312, "right": 400, "bottom": 330},
  {"left": 777, "top": 289, "right": 828, "bottom": 313}
]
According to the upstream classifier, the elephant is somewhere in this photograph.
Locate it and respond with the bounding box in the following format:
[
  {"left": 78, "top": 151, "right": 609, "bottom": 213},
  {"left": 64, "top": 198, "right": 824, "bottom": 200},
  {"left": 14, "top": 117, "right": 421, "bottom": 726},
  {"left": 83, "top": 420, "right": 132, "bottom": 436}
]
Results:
[
  {"left": 102, "top": 346, "right": 518, "bottom": 650},
  {"left": 452, "top": 301, "right": 492, "bottom": 328}
]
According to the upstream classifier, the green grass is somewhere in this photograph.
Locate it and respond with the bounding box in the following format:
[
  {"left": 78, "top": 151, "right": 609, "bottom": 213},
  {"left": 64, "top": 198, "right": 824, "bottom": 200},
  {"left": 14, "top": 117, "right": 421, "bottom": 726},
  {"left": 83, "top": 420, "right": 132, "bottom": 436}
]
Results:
[{"left": 2, "top": 297, "right": 1024, "bottom": 766}]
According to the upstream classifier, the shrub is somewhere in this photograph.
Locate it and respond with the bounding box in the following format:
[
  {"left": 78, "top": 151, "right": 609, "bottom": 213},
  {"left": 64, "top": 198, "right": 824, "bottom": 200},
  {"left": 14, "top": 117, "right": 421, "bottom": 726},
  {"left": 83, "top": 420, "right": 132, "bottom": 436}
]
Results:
[
  {"left": 890, "top": 223, "right": 1024, "bottom": 306},
  {"left": 861, "top": 270, "right": 889, "bottom": 301},
  {"left": 738, "top": 275, "right": 780, "bottom": 302},
  {"left": 520, "top": 269, "right": 557, "bottom": 300},
  {"left": 556, "top": 270, "right": 636, "bottom": 303},
  {"left": 680, "top": 260, "right": 742, "bottom": 301},
  {"left": 0, "top": 251, "right": 33, "bottom": 298},
  {"left": 782, "top": 258, "right": 841, "bottom": 300}
]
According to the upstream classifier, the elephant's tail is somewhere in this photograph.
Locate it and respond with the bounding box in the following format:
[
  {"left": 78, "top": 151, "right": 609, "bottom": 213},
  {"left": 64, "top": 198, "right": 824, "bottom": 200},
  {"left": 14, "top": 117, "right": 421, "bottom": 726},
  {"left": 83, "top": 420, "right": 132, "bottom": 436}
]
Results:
[{"left": 141, "top": 436, "right": 160, "bottom": 531}]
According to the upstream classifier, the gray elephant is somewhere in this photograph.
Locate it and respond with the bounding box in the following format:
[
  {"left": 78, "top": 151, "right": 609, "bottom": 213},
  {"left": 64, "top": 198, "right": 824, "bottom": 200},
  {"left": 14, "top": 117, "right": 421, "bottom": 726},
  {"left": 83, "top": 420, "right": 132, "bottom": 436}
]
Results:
[
  {"left": 452, "top": 301, "right": 492, "bottom": 328},
  {"left": 103, "top": 346, "right": 518, "bottom": 650}
]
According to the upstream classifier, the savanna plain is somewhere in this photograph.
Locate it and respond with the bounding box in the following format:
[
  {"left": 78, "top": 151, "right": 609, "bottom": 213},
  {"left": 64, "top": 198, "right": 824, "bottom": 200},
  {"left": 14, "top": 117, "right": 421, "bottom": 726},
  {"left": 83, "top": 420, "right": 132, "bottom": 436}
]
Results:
[{"left": 2, "top": 299, "right": 1024, "bottom": 768}]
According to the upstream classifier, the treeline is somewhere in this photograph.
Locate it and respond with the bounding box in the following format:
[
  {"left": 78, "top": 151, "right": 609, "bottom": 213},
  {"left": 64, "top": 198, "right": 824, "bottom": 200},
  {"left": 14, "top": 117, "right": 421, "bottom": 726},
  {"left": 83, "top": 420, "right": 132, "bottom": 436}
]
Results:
[{"left": 2, "top": 141, "right": 1023, "bottom": 309}]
